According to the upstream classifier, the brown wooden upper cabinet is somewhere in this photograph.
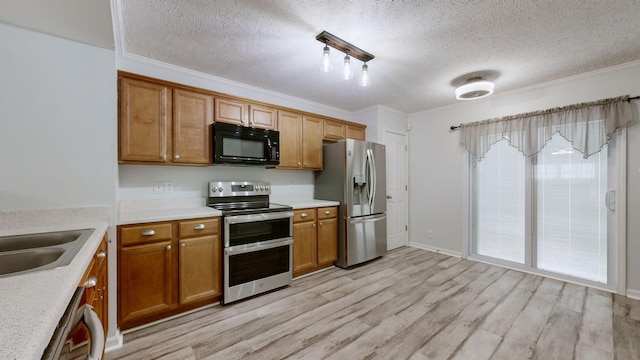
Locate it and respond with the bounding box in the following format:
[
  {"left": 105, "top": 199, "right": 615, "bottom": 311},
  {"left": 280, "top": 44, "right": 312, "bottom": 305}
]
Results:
[
  {"left": 346, "top": 123, "right": 366, "bottom": 141},
  {"left": 323, "top": 119, "right": 346, "bottom": 141},
  {"left": 322, "top": 119, "right": 366, "bottom": 141},
  {"left": 118, "top": 74, "right": 213, "bottom": 166},
  {"left": 214, "top": 97, "right": 277, "bottom": 130},
  {"left": 277, "top": 111, "right": 322, "bottom": 170}
]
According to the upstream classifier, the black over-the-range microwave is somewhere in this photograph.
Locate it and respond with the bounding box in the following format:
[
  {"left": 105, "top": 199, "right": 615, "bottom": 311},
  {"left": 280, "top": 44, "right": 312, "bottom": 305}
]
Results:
[{"left": 213, "top": 122, "right": 280, "bottom": 166}]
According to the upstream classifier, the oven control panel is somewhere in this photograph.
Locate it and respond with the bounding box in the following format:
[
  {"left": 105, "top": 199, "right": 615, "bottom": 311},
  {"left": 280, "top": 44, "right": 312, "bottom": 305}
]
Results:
[{"left": 208, "top": 181, "right": 271, "bottom": 197}]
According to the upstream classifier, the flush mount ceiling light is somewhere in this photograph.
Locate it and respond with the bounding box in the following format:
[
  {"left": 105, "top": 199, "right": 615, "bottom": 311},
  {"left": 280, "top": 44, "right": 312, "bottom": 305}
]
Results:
[
  {"left": 316, "top": 31, "right": 374, "bottom": 87},
  {"left": 455, "top": 77, "right": 495, "bottom": 100}
]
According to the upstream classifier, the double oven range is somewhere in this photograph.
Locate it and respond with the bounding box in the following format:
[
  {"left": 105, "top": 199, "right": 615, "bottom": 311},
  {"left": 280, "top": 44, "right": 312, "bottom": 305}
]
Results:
[{"left": 207, "top": 181, "right": 294, "bottom": 304}]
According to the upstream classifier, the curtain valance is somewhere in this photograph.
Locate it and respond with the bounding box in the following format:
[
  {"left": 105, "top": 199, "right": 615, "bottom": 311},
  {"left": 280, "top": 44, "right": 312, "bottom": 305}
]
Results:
[{"left": 459, "top": 95, "right": 633, "bottom": 162}]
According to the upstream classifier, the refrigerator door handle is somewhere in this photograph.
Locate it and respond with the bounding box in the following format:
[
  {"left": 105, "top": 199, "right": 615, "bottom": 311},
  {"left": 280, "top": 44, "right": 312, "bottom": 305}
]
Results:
[
  {"left": 366, "top": 149, "right": 376, "bottom": 211},
  {"left": 348, "top": 213, "right": 386, "bottom": 224}
]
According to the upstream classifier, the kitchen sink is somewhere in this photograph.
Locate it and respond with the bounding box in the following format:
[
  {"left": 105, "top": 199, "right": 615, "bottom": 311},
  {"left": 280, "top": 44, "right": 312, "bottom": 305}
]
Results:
[
  {"left": 0, "top": 228, "right": 94, "bottom": 277},
  {"left": 0, "top": 229, "right": 88, "bottom": 252},
  {"left": 0, "top": 248, "right": 66, "bottom": 275}
]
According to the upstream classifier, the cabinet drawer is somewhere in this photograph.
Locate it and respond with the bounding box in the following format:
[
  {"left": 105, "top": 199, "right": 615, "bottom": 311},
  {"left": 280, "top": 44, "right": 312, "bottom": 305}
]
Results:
[
  {"left": 293, "top": 209, "right": 316, "bottom": 223},
  {"left": 178, "top": 218, "right": 220, "bottom": 238},
  {"left": 317, "top": 206, "right": 338, "bottom": 220},
  {"left": 120, "top": 223, "right": 173, "bottom": 246}
]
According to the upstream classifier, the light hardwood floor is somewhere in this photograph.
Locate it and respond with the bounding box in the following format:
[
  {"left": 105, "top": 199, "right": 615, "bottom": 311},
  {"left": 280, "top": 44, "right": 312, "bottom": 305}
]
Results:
[{"left": 106, "top": 247, "right": 640, "bottom": 360}]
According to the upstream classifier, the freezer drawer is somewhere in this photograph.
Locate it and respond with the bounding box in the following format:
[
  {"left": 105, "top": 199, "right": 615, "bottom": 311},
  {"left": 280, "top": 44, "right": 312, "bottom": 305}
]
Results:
[{"left": 337, "top": 213, "right": 387, "bottom": 268}]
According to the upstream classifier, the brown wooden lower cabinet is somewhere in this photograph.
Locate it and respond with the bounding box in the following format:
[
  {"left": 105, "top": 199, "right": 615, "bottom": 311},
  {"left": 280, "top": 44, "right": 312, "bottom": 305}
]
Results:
[
  {"left": 292, "top": 207, "right": 338, "bottom": 277},
  {"left": 118, "top": 217, "right": 221, "bottom": 330}
]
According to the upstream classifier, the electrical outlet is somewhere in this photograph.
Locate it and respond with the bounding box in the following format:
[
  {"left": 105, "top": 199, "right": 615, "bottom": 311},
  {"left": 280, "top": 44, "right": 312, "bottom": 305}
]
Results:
[
  {"left": 164, "top": 181, "right": 174, "bottom": 193},
  {"left": 153, "top": 181, "right": 164, "bottom": 194},
  {"left": 427, "top": 231, "right": 433, "bottom": 239}
]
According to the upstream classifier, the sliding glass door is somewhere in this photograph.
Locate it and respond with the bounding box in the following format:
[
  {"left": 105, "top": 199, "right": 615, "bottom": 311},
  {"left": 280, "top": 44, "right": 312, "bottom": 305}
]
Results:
[
  {"left": 470, "top": 134, "right": 618, "bottom": 287},
  {"left": 534, "top": 135, "right": 608, "bottom": 282}
]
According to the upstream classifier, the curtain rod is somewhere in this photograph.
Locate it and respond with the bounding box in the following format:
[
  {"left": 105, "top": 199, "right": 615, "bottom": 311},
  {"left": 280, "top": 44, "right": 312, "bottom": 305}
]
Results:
[{"left": 450, "top": 95, "right": 640, "bottom": 130}]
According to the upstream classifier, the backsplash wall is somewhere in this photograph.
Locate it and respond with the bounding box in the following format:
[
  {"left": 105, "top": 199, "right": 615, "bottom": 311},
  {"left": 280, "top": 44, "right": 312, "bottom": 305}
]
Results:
[{"left": 118, "top": 164, "right": 315, "bottom": 201}]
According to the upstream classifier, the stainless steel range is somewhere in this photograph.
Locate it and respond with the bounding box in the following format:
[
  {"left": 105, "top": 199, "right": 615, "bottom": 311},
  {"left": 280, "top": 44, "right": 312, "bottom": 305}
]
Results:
[{"left": 207, "top": 181, "right": 293, "bottom": 304}]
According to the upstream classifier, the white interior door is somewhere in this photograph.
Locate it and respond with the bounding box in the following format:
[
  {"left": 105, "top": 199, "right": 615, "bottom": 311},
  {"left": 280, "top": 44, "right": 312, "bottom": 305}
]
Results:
[{"left": 384, "top": 129, "right": 408, "bottom": 250}]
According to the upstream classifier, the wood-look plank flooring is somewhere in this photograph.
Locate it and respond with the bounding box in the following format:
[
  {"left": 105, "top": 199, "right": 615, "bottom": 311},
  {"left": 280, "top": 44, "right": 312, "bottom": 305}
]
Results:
[{"left": 105, "top": 247, "right": 640, "bottom": 360}]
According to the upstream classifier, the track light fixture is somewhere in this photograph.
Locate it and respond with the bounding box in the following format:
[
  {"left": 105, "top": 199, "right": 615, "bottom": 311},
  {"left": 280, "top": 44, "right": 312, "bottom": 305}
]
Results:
[
  {"left": 360, "top": 63, "right": 369, "bottom": 87},
  {"left": 316, "top": 31, "right": 374, "bottom": 86},
  {"left": 322, "top": 41, "right": 331, "bottom": 72}
]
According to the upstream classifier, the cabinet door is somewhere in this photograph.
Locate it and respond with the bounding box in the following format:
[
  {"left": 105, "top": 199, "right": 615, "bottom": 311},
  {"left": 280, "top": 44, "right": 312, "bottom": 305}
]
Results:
[
  {"left": 119, "top": 78, "right": 170, "bottom": 163},
  {"left": 118, "top": 241, "right": 173, "bottom": 328},
  {"left": 277, "top": 111, "right": 303, "bottom": 169},
  {"left": 215, "top": 97, "right": 246, "bottom": 126},
  {"left": 346, "top": 123, "right": 366, "bottom": 140},
  {"left": 179, "top": 235, "right": 221, "bottom": 305},
  {"left": 249, "top": 104, "right": 277, "bottom": 130},
  {"left": 323, "top": 119, "right": 346, "bottom": 140},
  {"left": 173, "top": 89, "right": 213, "bottom": 165},
  {"left": 93, "top": 259, "right": 108, "bottom": 337},
  {"left": 317, "top": 217, "right": 338, "bottom": 266},
  {"left": 302, "top": 115, "right": 323, "bottom": 170},
  {"left": 293, "top": 221, "right": 317, "bottom": 276}
]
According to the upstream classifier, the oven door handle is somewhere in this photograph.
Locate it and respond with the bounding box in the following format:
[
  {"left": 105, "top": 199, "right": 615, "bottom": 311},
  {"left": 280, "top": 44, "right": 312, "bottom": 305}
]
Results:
[
  {"left": 225, "top": 211, "right": 294, "bottom": 224},
  {"left": 225, "top": 238, "right": 293, "bottom": 255}
]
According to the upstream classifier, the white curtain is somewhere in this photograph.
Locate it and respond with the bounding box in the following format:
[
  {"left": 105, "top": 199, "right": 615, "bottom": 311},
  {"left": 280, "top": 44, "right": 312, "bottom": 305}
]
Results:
[{"left": 459, "top": 95, "right": 633, "bottom": 163}]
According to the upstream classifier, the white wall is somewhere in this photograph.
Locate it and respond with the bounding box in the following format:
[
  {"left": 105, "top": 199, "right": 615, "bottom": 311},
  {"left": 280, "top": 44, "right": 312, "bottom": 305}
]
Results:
[
  {"left": 0, "top": 23, "right": 117, "bottom": 211},
  {"left": 353, "top": 105, "right": 408, "bottom": 143},
  {"left": 408, "top": 61, "right": 640, "bottom": 294},
  {"left": 0, "top": 22, "right": 119, "bottom": 342},
  {"left": 119, "top": 164, "right": 314, "bottom": 202}
]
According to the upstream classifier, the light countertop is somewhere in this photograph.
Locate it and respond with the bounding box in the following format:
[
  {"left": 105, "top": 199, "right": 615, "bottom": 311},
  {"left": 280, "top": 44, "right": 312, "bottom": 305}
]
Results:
[
  {"left": 117, "top": 198, "right": 337, "bottom": 224},
  {"left": 118, "top": 198, "right": 221, "bottom": 225},
  {"left": 273, "top": 199, "right": 340, "bottom": 209},
  {"left": 118, "top": 206, "right": 222, "bottom": 225},
  {"left": 0, "top": 221, "right": 108, "bottom": 360}
]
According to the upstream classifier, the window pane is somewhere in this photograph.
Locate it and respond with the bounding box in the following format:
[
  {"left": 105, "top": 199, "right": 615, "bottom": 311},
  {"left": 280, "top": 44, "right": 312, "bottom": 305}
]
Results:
[
  {"left": 535, "top": 134, "right": 607, "bottom": 283},
  {"left": 472, "top": 140, "right": 525, "bottom": 263}
]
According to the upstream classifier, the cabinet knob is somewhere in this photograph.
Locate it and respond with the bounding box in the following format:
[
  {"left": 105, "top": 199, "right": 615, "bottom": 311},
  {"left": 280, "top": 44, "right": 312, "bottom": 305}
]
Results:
[
  {"left": 162, "top": 154, "right": 167, "bottom": 160},
  {"left": 166, "top": 245, "right": 172, "bottom": 250},
  {"left": 180, "top": 243, "right": 186, "bottom": 248},
  {"left": 324, "top": 210, "right": 331, "bottom": 215},
  {"left": 301, "top": 213, "right": 307, "bottom": 218},
  {"left": 313, "top": 223, "right": 316, "bottom": 227},
  {"left": 141, "top": 230, "right": 156, "bottom": 236},
  {"left": 174, "top": 154, "right": 180, "bottom": 159},
  {"left": 319, "top": 222, "right": 323, "bottom": 226},
  {"left": 96, "top": 251, "right": 106, "bottom": 258},
  {"left": 386, "top": 195, "right": 392, "bottom": 199},
  {"left": 297, "top": 162, "right": 301, "bottom": 166},
  {"left": 303, "top": 163, "right": 308, "bottom": 167},
  {"left": 194, "top": 224, "right": 206, "bottom": 230},
  {"left": 84, "top": 276, "right": 98, "bottom": 288}
]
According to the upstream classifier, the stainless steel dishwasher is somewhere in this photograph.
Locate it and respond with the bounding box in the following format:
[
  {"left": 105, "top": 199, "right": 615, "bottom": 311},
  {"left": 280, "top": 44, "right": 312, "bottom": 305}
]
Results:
[{"left": 42, "top": 286, "right": 105, "bottom": 360}]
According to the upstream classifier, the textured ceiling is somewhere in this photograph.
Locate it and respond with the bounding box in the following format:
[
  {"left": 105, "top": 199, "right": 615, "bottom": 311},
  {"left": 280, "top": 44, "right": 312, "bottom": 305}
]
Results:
[{"left": 3, "top": 1, "right": 640, "bottom": 113}]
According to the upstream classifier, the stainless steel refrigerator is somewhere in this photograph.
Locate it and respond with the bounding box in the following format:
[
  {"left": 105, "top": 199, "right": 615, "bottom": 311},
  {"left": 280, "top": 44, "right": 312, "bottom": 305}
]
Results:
[{"left": 315, "top": 139, "right": 387, "bottom": 268}]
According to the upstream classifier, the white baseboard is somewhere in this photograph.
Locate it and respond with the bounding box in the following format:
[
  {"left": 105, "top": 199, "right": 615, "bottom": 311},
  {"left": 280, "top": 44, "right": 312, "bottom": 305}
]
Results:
[
  {"left": 409, "top": 242, "right": 462, "bottom": 258},
  {"left": 627, "top": 289, "right": 640, "bottom": 300}
]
